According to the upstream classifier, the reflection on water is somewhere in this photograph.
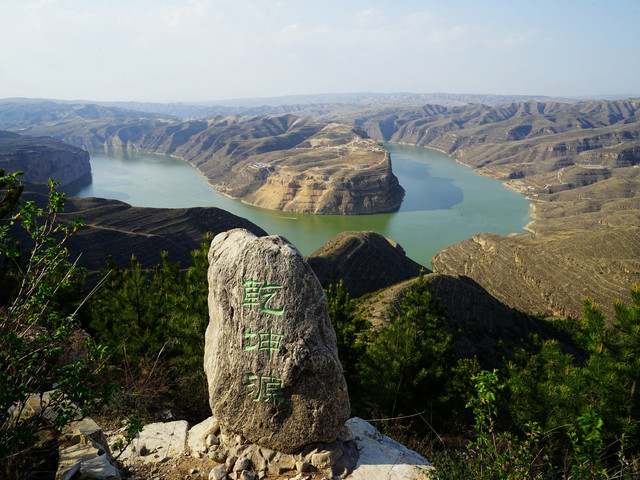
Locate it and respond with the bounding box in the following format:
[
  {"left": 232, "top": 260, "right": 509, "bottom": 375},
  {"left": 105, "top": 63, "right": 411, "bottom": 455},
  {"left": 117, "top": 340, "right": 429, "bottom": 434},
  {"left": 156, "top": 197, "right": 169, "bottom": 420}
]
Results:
[
  {"left": 393, "top": 153, "right": 463, "bottom": 212},
  {"left": 64, "top": 144, "right": 530, "bottom": 266}
]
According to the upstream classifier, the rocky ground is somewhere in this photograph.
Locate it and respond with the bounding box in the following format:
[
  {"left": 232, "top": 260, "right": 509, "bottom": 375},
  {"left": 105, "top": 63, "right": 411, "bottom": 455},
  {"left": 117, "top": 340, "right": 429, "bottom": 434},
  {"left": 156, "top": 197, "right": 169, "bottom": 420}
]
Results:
[
  {"left": 118, "top": 454, "right": 220, "bottom": 480},
  {"left": 102, "top": 416, "right": 432, "bottom": 480}
]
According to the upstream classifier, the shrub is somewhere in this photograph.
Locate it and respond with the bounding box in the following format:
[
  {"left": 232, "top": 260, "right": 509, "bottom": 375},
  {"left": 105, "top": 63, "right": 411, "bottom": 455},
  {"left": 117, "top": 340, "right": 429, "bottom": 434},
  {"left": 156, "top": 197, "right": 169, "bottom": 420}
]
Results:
[
  {"left": 355, "top": 272, "right": 456, "bottom": 422},
  {"left": 326, "top": 280, "right": 369, "bottom": 396},
  {"left": 0, "top": 173, "right": 108, "bottom": 479},
  {"left": 82, "top": 240, "right": 211, "bottom": 420}
]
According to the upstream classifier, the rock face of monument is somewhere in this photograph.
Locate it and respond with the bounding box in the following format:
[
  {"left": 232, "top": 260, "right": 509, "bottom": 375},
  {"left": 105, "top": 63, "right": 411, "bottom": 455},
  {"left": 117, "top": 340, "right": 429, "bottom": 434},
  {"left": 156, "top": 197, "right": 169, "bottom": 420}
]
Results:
[{"left": 204, "top": 229, "right": 350, "bottom": 454}]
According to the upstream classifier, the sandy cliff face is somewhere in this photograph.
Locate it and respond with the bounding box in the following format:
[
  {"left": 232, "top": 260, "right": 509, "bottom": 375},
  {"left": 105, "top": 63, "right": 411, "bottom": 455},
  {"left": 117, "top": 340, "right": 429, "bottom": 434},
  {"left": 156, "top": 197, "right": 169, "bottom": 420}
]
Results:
[
  {"left": 171, "top": 118, "right": 405, "bottom": 215},
  {"left": 18, "top": 113, "right": 406, "bottom": 215},
  {"left": 241, "top": 149, "right": 404, "bottom": 214}
]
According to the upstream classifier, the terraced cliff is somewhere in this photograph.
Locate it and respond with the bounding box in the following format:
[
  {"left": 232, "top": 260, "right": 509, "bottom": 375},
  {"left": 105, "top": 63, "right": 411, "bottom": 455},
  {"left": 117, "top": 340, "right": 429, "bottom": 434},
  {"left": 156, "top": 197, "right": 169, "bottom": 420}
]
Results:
[
  {"left": 331, "top": 99, "right": 640, "bottom": 192},
  {"left": 0, "top": 103, "right": 405, "bottom": 215},
  {"left": 119, "top": 115, "right": 405, "bottom": 215},
  {"left": 334, "top": 99, "right": 640, "bottom": 318}
]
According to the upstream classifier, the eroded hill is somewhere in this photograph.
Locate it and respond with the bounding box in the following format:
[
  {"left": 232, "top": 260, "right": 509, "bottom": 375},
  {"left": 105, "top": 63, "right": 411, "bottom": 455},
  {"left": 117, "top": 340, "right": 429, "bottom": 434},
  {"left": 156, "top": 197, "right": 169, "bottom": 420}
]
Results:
[
  {"left": 0, "top": 101, "right": 405, "bottom": 215},
  {"left": 15, "top": 184, "right": 268, "bottom": 272},
  {"left": 328, "top": 99, "right": 640, "bottom": 318},
  {"left": 307, "top": 230, "right": 426, "bottom": 297}
]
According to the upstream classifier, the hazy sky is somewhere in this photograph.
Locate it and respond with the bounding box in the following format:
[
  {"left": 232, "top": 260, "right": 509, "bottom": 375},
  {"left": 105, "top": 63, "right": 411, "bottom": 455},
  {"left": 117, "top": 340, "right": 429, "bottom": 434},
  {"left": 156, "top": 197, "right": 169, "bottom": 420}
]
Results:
[{"left": 2, "top": 0, "right": 639, "bottom": 103}]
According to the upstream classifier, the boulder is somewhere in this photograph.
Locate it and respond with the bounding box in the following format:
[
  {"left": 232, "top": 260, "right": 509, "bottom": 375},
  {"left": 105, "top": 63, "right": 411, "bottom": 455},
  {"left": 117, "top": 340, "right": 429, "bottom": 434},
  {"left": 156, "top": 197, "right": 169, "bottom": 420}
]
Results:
[
  {"left": 344, "top": 418, "right": 433, "bottom": 480},
  {"left": 188, "top": 416, "right": 221, "bottom": 455},
  {"left": 112, "top": 420, "right": 189, "bottom": 464},
  {"left": 204, "top": 228, "right": 350, "bottom": 453}
]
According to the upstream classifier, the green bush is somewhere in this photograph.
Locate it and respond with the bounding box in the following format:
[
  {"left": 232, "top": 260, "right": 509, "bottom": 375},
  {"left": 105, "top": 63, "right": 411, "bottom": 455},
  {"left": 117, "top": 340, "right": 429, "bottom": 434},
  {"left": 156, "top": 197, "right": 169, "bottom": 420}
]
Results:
[
  {"left": 82, "top": 239, "right": 211, "bottom": 420},
  {"left": 0, "top": 173, "right": 108, "bottom": 479},
  {"left": 502, "top": 293, "right": 640, "bottom": 472},
  {"left": 431, "top": 289, "right": 640, "bottom": 479},
  {"left": 325, "top": 265, "right": 640, "bottom": 478},
  {"left": 355, "top": 272, "right": 456, "bottom": 421},
  {"left": 326, "top": 280, "right": 369, "bottom": 396}
]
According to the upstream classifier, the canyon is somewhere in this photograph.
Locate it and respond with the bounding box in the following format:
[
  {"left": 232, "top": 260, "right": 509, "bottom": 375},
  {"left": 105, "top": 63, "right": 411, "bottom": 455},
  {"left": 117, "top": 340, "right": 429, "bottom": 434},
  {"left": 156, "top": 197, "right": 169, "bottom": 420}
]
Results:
[
  {"left": 0, "top": 103, "right": 404, "bottom": 215},
  {"left": 2, "top": 97, "right": 639, "bottom": 319}
]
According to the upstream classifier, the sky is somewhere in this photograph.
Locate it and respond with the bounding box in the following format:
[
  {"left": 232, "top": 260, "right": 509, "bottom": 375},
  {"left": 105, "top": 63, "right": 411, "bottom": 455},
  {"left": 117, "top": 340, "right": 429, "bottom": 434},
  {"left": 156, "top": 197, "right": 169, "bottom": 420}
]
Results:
[{"left": 1, "top": 0, "right": 639, "bottom": 103}]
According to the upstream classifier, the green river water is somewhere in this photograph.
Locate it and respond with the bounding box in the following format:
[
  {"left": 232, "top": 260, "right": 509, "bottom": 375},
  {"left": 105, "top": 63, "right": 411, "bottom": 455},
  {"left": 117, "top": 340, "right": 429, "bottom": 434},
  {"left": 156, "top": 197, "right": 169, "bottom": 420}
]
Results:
[{"left": 66, "top": 143, "right": 531, "bottom": 267}]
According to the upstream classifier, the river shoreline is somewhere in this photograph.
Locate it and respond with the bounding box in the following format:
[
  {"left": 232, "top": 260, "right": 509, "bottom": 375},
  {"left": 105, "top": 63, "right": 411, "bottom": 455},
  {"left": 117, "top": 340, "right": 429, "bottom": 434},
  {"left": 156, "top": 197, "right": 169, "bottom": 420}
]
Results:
[{"left": 74, "top": 144, "right": 531, "bottom": 265}]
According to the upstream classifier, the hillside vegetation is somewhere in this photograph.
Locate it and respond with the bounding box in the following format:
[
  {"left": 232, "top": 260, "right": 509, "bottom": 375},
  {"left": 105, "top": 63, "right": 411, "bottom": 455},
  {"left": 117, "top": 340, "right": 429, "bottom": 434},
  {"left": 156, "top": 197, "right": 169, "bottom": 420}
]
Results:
[{"left": 1, "top": 170, "right": 640, "bottom": 479}]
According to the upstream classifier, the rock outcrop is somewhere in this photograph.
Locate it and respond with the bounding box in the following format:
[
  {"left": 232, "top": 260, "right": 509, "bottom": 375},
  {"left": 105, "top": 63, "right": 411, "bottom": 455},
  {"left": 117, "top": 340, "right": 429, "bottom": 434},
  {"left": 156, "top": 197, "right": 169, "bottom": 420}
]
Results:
[
  {"left": 141, "top": 117, "right": 404, "bottom": 215},
  {"left": 344, "top": 417, "right": 433, "bottom": 480},
  {"left": 57, "top": 417, "right": 120, "bottom": 480},
  {"left": 204, "top": 229, "right": 350, "bottom": 453},
  {"left": 307, "top": 231, "right": 427, "bottom": 298},
  {"left": 113, "top": 420, "right": 190, "bottom": 466},
  {"left": 0, "top": 131, "right": 90, "bottom": 186},
  {"left": 12, "top": 391, "right": 120, "bottom": 480}
]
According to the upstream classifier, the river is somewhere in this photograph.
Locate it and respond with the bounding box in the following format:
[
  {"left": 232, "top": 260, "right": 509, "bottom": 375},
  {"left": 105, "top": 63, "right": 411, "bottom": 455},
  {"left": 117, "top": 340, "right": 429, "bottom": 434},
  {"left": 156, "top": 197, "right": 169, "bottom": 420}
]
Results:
[{"left": 65, "top": 143, "right": 531, "bottom": 267}]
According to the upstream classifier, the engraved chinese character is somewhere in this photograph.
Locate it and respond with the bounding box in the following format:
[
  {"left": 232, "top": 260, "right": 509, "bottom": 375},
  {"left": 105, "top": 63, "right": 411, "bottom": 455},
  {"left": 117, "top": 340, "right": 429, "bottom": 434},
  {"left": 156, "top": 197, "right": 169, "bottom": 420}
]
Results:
[
  {"left": 245, "top": 373, "right": 285, "bottom": 404},
  {"left": 257, "top": 330, "right": 283, "bottom": 360},
  {"left": 242, "top": 279, "right": 262, "bottom": 311},
  {"left": 243, "top": 329, "right": 283, "bottom": 361},
  {"left": 242, "top": 278, "right": 285, "bottom": 315}
]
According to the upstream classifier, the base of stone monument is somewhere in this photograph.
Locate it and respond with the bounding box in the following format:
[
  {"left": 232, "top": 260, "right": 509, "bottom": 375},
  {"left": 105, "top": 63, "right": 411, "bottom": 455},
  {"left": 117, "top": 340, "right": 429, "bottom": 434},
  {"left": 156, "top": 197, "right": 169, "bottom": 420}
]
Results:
[
  {"left": 189, "top": 417, "right": 359, "bottom": 479},
  {"left": 107, "top": 416, "right": 433, "bottom": 480}
]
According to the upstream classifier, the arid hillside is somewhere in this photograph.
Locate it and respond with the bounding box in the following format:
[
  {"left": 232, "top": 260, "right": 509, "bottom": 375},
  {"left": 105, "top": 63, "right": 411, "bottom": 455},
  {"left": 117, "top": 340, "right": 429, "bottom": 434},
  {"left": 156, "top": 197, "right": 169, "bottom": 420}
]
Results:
[
  {"left": 327, "top": 99, "right": 640, "bottom": 318},
  {"left": 2, "top": 98, "right": 639, "bottom": 318}
]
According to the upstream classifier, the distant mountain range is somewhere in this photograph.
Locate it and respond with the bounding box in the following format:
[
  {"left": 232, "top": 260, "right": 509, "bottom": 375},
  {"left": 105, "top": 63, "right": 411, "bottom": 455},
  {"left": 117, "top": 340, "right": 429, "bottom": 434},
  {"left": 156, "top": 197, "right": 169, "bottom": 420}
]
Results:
[{"left": 0, "top": 92, "right": 611, "bottom": 121}]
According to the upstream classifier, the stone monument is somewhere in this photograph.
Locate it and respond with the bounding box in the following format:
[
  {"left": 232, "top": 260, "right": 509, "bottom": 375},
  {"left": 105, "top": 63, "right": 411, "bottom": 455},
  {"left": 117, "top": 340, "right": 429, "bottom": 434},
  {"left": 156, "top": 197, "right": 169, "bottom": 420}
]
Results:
[{"left": 204, "top": 229, "right": 350, "bottom": 454}]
